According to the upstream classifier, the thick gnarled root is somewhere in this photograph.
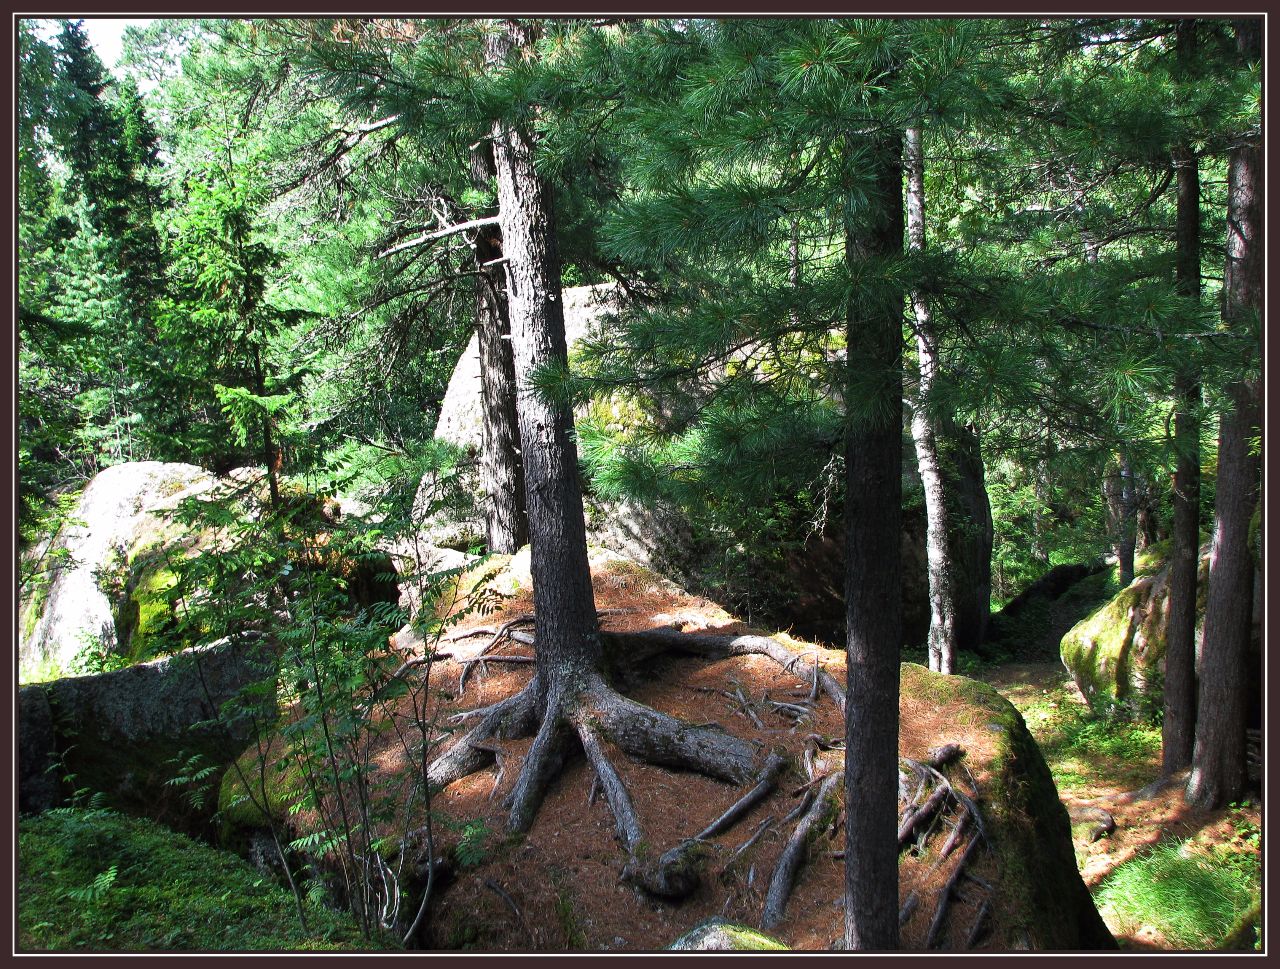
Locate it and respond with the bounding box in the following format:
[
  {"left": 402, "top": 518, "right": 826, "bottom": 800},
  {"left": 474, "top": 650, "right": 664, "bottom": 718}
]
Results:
[
  {"left": 427, "top": 683, "right": 539, "bottom": 789},
  {"left": 422, "top": 624, "right": 849, "bottom": 912}
]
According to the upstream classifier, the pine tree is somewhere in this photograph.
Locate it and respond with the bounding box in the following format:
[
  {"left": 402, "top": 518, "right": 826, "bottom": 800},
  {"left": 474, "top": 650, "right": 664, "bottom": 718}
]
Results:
[
  {"left": 1187, "top": 18, "right": 1262, "bottom": 811},
  {"left": 1163, "top": 17, "right": 1207, "bottom": 775}
]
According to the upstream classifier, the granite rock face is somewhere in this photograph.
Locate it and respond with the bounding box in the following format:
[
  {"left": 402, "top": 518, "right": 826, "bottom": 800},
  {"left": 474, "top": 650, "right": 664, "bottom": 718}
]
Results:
[
  {"left": 18, "top": 638, "right": 271, "bottom": 826},
  {"left": 19, "top": 462, "right": 217, "bottom": 680}
]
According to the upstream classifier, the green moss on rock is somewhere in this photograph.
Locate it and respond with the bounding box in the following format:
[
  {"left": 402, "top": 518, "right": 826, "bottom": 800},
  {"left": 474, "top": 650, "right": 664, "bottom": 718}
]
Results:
[
  {"left": 1060, "top": 545, "right": 1212, "bottom": 720},
  {"left": 217, "top": 746, "right": 302, "bottom": 849},
  {"left": 899, "top": 664, "right": 1115, "bottom": 950},
  {"left": 669, "top": 919, "right": 789, "bottom": 950}
]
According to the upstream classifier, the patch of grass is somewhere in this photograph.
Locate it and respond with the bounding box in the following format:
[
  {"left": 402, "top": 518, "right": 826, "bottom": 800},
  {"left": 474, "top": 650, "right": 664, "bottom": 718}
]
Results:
[
  {"left": 1095, "top": 839, "right": 1260, "bottom": 949},
  {"left": 18, "top": 807, "right": 387, "bottom": 951},
  {"left": 1042, "top": 715, "right": 1161, "bottom": 791},
  {"left": 554, "top": 890, "right": 588, "bottom": 949},
  {"left": 991, "top": 671, "right": 1160, "bottom": 795}
]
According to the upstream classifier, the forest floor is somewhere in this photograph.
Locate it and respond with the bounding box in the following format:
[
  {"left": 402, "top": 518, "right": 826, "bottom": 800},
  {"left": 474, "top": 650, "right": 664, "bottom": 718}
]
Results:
[
  {"left": 977, "top": 661, "right": 1262, "bottom": 951},
  {"left": 390, "top": 553, "right": 1261, "bottom": 952}
]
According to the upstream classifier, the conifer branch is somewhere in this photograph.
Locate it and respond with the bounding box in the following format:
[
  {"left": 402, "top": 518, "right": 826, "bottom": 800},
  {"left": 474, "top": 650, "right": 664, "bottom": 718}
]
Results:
[{"left": 377, "top": 216, "right": 502, "bottom": 258}]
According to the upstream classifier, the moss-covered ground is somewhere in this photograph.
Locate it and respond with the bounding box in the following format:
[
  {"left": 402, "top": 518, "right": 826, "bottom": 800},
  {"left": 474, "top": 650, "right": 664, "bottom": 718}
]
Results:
[{"left": 17, "top": 806, "right": 393, "bottom": 952}]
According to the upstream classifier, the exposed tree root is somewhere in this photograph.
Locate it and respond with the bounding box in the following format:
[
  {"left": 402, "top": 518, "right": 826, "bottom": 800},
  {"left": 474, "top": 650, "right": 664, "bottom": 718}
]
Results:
[
  {"left": 624, "top": 752, "right": 788, "bottom": 900},
  {"left": 505, "top": 699, "right": 573, "bottom": 832},
  {"left": 924, "top": 834, "right": 984, "bottom": 949},
  {"left": 427, "top": 682, "right": 539, "bottom": 789},
  {"left": 761, "top": 772, "right": 841, "bottom": 930},
  {"left": 899, "top": 890, "right": 919, "bottom": 927},
  {"left": 1067, "top": 805, "right": 1116, "bottom": 843},
  {"left": 424, "top": 624, "right": 852, "bottom": 914},
  {"left": 600, "top": 629, "right": 846, "bottom": 713},
  {"left": 893, "top": 746, "right": 995, "bottom": 951}
]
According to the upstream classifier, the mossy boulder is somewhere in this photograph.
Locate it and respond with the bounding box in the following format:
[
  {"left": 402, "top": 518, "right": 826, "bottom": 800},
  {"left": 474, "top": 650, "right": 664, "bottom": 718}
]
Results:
[
  {"left": 1060, "top": 543, "right": 1211, "bottom": 719},
  {"left": 18, "top": 807, "right": 380, "bottom": 951},
  {"left": 19, "top": 462, "right": 219, "bottom": 681},
  {"left": 20, "top": 638, "right": 273, "bottom": 831},
  {"left": 898, "top": 665, "right": 1115, "bottom": 950},
  {"left": 216, "top": 744, "right": 305, "bottom": 851},
  {"left": 669, "top": 919, "right": 789, "bottom": 951}
]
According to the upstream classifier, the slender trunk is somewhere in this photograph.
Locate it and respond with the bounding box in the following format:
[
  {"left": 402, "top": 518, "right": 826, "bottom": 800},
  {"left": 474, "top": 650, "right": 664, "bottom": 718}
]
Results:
[
  {"left": 487, "top": 20, "right": 601, "bottom": 698},
  {"left": 1164, "top": 21, "right": 1203, "bottom": 772},
  {"left": 1118, "top": 455, "right": 1137, "bottom": 584},
  {"left": 470, "top": 142, "right": 528, "bottom": 553},
  {"left": 252, "top": 346, "right": 281, "bottom": 511},
  {"left": 842, "top": 133, "right": 903, "bottom": 952},
  {"left": 1188, "top": 18, "right": 1262, "bottom": 809},
  {"left": 788, "top": 216, "right": 801, "bottom": 329},
  {"left": 1033, "top": 420, "right": 1053, "bottom": 569},
  {"left": 904, "top": 125, "right": 958, "bottom": 675},
  {"left": 1103, "top": 455, "right": 1136, "bottom": 586}
]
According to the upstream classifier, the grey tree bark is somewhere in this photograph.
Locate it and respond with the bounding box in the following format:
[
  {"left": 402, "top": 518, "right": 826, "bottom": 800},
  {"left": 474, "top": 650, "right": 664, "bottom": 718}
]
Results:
[
  {"left": 1104, "top": 455, "right": 1137, "bottom": 586},
  {"left": 428, "top": 27, "right": 798, "bottom": 893},
  {"left": 905, "top": 124, "right": 958, "bottom": 675},
  {"left": 470, "top": 142, "right": 528, "bottom": 554},
  {"left": 1163, "top": 17, "right": 1203, "bottom": 775},
  {"left": 842, "top": 133, "right": 903, "bottom": 951},
  {"left": 487, "top": 19, "right": 603, "bottom": 700},
  {"left": 1187, "top": 18, "right": 1262, "bottom": 809}
]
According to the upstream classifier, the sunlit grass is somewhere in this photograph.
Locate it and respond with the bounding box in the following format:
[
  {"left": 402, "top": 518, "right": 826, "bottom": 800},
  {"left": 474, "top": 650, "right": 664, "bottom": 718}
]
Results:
[{"left": 1095, "top": 840, "right": 1261, "bottom": 950}]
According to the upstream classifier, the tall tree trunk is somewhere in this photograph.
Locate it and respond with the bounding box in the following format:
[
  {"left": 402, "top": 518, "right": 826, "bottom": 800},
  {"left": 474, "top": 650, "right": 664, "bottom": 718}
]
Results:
[
  {"left": 1187, "top": 18, "right": 1262, "bottom": 809},
  {"left": 1103, "top": 455, "right": 1137, "bottom": 586},
  {"left": 487, "top": 20, "right": 602, "bottom": 698},
  {"left": 470, "top": 142, "right": 528, "bottom": 554},
  {"left": 1163, "top": 18, "right": 1203, "bottom": 774},
  {"left": 842, "top": 133, "right": 903, "bottom": 951},
  {"left": 904, "top": 124, "right": 958, "bottom": 675}
]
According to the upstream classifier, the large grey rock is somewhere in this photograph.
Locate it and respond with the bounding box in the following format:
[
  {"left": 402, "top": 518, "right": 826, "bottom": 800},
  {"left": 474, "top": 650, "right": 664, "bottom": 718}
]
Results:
[
  {"left": 416, "top": 284, "right": 622, "bottom": 550},
  {"left": 18, "top": 637, "right": 270, "bottom": 823},
  {"left": 18, "top": 685, "right": 57, "bottom": 814},
  {"left": 19, "top": 462, "right": 218, "bottom": 681},
  {"left": 431, "top": 283, "right": 620, "bottom": 453}
]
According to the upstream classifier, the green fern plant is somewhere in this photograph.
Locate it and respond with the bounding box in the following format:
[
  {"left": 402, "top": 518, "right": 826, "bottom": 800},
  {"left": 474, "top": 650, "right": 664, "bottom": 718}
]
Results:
[{"left": 65, "top": 864, "right": 118, "bottom": 905}]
